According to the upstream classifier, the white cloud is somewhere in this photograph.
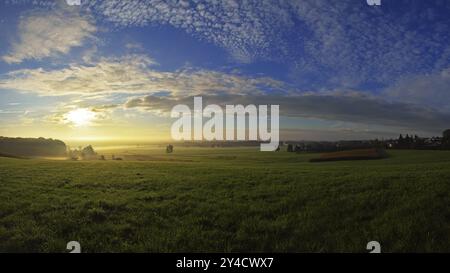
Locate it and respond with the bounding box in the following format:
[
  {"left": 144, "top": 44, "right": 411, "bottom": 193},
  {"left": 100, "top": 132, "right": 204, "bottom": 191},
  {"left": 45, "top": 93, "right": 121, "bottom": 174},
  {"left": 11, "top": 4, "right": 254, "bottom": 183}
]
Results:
[
  {"left": 81, "top": 0, "right": 450, "bottom": 87},
  {"left": 85, "top": 0, "right": 293, "bottom": 63},
  {"left": 66, "top": 0, "right": 81, "bottom": 6},
  {"left": 7, "top": 0, "right": 450, "bottom": 88},
  {"left": 2, "top": 51, "right": 449, "bottom": 134},
  {"left": 2, "top": 0, "right": 450, "bottom": 137},
  {"left": 2, "top": 9, "right": 96, "bottom": 64},
  {"left": 385, "top": 68, "right": 450, "bottom": 111},
  {"left": 0, "top": 54, "right": 290, "bottom": 97},
  {"left": 288, "top": 0, "right": 450, "bottom": 87},
  {"left": 2, "top": 52, "right": 449, "bottom": 135}
]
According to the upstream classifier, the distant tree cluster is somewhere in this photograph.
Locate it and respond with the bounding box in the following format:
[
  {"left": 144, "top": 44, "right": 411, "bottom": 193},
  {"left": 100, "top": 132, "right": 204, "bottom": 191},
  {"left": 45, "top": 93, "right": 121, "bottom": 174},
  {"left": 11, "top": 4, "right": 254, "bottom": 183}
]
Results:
[
  {"left": 396, "top": 134, "right": 422, "bottom": 149},
  {"left": 0, "top": 137, "right": 66, "bottom": 157},
  {"left": 67, "top": 145, "right": 98, "bottom": 160},
  {"left": 387, "top": 130, "right": 450, "bottom": 150}
]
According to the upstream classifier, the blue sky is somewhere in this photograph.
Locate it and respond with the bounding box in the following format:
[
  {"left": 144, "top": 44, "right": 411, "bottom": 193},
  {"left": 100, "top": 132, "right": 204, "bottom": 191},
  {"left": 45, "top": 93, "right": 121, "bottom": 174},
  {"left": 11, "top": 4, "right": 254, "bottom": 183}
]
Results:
[{"left": 0, "top": 0, "right": 450, "bottom": 142}]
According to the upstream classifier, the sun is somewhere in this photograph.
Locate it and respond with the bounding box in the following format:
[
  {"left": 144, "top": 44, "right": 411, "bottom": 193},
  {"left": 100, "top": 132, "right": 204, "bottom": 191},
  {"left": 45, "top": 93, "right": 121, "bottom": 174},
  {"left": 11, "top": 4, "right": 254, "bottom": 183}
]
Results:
[{"left": 65, "top": 108, "right": 96, "bottom": 127}]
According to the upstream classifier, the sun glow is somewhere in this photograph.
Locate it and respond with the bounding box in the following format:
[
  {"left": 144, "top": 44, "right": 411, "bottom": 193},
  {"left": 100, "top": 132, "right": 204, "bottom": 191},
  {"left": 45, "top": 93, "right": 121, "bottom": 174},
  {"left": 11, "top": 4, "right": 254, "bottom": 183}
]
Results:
[{"left": 65, "top": 108, "right": 96, "bottom": 127}]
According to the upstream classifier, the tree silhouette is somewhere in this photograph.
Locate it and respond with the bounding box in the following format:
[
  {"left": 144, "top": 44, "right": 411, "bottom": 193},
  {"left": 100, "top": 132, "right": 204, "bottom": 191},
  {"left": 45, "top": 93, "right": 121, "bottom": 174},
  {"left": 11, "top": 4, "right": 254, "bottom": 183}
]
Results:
[
  {"left": 287, "top": 144, "right": 294, "bottom": 152},
  {"left": 443, "top": 129, "right": 450, "bottom": 149}
]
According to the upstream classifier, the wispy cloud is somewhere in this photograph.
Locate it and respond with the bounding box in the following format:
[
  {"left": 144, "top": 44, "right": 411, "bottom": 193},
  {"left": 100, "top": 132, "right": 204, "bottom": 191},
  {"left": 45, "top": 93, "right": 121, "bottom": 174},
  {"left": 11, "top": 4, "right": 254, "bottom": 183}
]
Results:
[
  {"left": 385, "top": 68, "right": 450, "bottom": 111},
  {"left": 2, "top": 9, "right": 96, "bottom": 64},
  {"left": 2, "top": 50, "right": 449, "bottom": 134},
  {"left": 0, "top": 54, "right": 289, "bottom": 97}
]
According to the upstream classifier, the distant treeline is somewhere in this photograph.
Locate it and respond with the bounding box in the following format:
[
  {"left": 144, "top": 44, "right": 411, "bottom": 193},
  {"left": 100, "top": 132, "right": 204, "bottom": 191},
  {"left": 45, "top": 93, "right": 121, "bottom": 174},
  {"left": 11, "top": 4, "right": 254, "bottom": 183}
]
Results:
[
  {"left": 286, "top": 129, "right": 450, "bottom": 153},
  {"left": 0, "top": 137, "right": 67, "bottom": 157}
]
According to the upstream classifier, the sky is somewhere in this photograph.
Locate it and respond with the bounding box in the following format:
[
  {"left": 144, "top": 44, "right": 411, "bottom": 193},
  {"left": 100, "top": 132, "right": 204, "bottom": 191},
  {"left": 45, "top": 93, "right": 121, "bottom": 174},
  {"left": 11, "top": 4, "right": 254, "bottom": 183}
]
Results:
[{"left": 0, "top": 0, "right": 450, "bottom": 143}]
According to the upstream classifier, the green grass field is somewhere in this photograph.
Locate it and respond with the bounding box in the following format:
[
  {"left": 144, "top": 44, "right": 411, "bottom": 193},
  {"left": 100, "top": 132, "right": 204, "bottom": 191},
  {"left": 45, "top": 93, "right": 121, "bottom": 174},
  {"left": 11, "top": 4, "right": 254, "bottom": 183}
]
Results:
[{"left": 0, "top": 147, "right": 449, "bottom": 253}]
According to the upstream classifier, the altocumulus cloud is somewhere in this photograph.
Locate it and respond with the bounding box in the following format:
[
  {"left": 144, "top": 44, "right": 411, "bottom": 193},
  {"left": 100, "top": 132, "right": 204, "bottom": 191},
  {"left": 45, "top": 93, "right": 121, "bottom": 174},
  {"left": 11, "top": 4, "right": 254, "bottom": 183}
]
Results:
[
  {"left": 84, "top": 0, "right": 450, "bottom": 87},
  {"left": 85, "top": 0, "right": 293, "bottom": 63},
  {"left": 7, "top": 0, "right": 450, "bottom": 87}
]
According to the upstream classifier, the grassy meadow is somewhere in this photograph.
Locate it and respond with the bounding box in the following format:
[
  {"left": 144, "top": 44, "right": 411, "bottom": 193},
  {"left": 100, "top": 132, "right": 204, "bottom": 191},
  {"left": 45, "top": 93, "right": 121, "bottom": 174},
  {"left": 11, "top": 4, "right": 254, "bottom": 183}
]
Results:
[{"left": 0, "top": 146, "right": 449, "bottom": 253}]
